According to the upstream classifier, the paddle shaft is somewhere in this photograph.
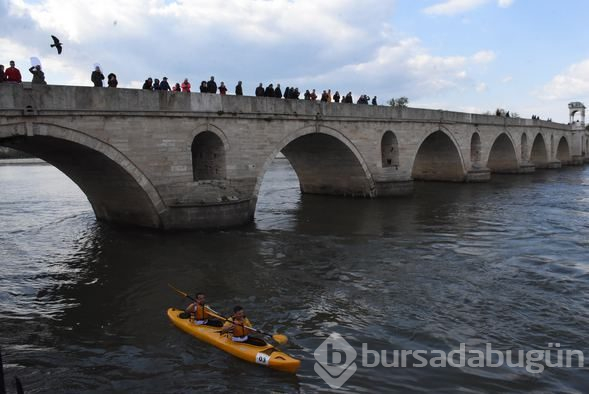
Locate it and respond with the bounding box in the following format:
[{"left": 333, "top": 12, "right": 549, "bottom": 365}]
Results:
[{"left": 204, "top": 306, "right": 277, "bottom": 339}]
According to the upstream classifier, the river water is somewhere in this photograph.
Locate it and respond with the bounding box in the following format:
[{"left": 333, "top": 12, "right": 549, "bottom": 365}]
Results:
[{"left": 1, "top": 159, "right": 588, "bottom": 393}]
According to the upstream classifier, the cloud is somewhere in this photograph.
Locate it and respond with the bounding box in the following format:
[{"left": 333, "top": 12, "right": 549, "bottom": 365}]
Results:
[
  {"left": 423, "top": 0, "right": 513, "bottom": 15},
  {"left": 296, "top": 37, "right": 494, "bottom": 101},
  {"left": 423, "top": 0, "right": 487, "bottom": 16},
  {"left": 472, "top": 50, "right": 496, "bottom": 64},
  {"left": 2, "top": 0, "right": 496, "bottom": 111},
  {"left": 475, "top": 82, "right": 487, "bottom": 92},
  {"left": 10, "top": 0, "right": 388, "bottom": 51},
  {"left": 0, "top": 38, "right": 31, "bottom": 64},
  {"left": 5, "top": 0, "right": 395, "bottom": 88},
  {"left": 502, "top": 75, "right": 513, "bottom": 83},
  {"left": 538, "top": 58, "right": 589, "bottom": 100}
]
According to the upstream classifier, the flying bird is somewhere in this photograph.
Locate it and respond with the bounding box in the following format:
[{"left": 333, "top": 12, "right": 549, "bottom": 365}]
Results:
[{"left": 50, "top": 35, "right": 62, "bottom": 54}]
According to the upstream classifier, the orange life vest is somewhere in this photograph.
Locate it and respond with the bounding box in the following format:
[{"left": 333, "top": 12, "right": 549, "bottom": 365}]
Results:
[
  {"left": 191, "top": 303, "right": 207, "bottom": 321},
  {"left": 231, "top": 317, "right": 251, "bottom": 337}
]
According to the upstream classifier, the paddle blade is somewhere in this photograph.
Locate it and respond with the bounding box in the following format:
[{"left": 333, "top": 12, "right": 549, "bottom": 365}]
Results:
[
  {"left": 168, "top": 283, "right": 189, "bottom": 299},
  {"left": 272, "top": 334, "right": 288, "bottom": 345}
]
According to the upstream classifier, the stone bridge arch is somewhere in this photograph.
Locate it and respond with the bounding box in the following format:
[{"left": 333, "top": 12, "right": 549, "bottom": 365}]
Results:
[
  {"left": 253, "top": 125, "right": 376, "bottom": 203},
  {"left": 191, "top": 132, "right": 226, "bottom": 181},
  {"left": 556, "top": 136, "right": 571, "bottom": 165},
  {"left": 470, "top": 132, "right": 482, "bottom": 167},
  {"left": 521, "top": 133, "right": 529, "bottom": 161},
  {"left": 411, "top": 128, "right": 466, "bottom": 181},
  {"left": 530, "top": 132, "right": 549, "bottom": 168},
  {"left": 381, "top": 130, "right": 400, "bottom": 168},
  {"left": 189, "top": 123, "right": 231, "bottom": 181},
  {"left": 0, "top": 122, "right": 165, "bottom": 228},
  {"left": 486, "top": 132, "right": 519, "bottom": 173}
]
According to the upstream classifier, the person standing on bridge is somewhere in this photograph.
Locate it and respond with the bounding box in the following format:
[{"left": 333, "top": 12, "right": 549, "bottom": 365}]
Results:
[
  {"left": 28, "top": 65, "right": 46, "bottom": 84},
  {"left": 333, "top": 91, "right": 340, "bottom": 103},
  {"left": 159, "top": 77, "right": 171, "bottom": 91},
  {"left": 5, "top": 61, "right": 22, "bottom": 83},
  {"left": 255, "top": 83, "right": 264, "bottom": 96},
  {"left": 107, "top": 73, "right": 118, "bottom": 88},
  {"left": 219, "top": 81, "right": 228, "bottom": 95},
  {"left": 181, "top": 78, "right": 191, "bottom": 92},
  {"left": 91, "top": 66, "right": 104, "bottom": 87},
  {"left": 142, "top": 77, "right": 153, "bottom": 90},
  {"left": 0, "top": 65, "right": 6, "bottom": 83},
  {"left": 274, "top": 83, "right": 282, "bottom": 98},
  {"left": 207, "top": 76, "right": 217, "bottom": 93},
  {"left": 235, "top": 81, "right": 243, "bottom": 96}
]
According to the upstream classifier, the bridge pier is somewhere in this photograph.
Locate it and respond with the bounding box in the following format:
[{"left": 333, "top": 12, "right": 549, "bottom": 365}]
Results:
[
  {"left": 538, "top": 161, "right": 562, "bottom": 169},
  {"left": 570, "top": 155, "right": 585, "bottom": 165},
  {"left": 162, "top": 200, "right": 254, "bottom": 230},
  {"left": 374, "top": 180, "right": 414, "bottom": 196},
  {"left": 465, "top": 167, "right": 491, "bottom": 182},
  {"left": 518, "top": 162, "right": 536, "bottom": 173}
]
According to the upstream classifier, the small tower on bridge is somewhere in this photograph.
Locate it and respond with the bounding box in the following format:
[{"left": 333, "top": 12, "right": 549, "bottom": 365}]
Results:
[{"left": 569, "top": 101, "right": 585, "bottom": 130}]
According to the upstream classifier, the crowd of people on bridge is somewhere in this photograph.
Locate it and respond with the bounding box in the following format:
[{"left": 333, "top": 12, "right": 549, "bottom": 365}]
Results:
[
  {"left": 1, "top": 59, "right": 382, "bottom": 106},
  {"left": 0, "top": 60, "right": 552, "bottom": 121},
  {"left": 129, "top": 74, "right": 380, "bottom": 106},
  {"left": 0, "top": 60, "right": 48, "bottom": 85},
  {"left": 531, "top": 114, "right": 552, "bottom": 122}
]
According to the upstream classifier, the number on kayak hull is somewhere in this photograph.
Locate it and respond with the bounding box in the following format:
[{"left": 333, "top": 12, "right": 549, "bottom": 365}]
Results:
[{"left": 256, "top": 352, "right": 270, "bottom": 366}]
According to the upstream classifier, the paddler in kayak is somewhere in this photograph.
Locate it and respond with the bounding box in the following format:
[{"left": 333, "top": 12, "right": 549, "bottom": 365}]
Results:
[
  {"left": 221, "top": 306, "right": 266, "bottom": 346},
  {"left": 185, "top": 292, "right": 223, "bottom": 327}
]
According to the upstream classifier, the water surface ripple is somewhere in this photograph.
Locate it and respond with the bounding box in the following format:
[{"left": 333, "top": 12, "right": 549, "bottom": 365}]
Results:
[{"left": 1, "top": 161, "right": 588, "bottom": 392}]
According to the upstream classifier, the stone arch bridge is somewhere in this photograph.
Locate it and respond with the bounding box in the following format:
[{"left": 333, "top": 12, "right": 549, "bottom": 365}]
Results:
[{"left": 1, "top": 84, "right": 587, "bottom": 230}]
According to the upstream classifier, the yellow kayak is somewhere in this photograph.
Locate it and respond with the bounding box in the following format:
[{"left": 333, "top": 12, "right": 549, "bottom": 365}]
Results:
[{"left": 167, "top": 308, "right": 300, "bottom": 373}]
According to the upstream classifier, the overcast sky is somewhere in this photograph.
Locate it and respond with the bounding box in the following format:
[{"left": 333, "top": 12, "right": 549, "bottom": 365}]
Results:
[{"left": 1, "top": 0, "right": 588, "bottom": 122}]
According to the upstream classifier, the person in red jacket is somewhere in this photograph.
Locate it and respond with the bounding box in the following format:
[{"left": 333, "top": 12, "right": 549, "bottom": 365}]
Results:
[
  {"left": 181, "top": 78, "right": 191, "bottom": 92},
  {"left": 219, "top": 81, "right": 227, "bottom": 95},
  {"left": 5, "top": 60, "right": 22, "bottom": 83}
]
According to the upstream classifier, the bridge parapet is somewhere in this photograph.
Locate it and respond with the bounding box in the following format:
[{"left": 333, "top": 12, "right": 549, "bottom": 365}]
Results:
[{"left": 0, "top": 84, "right": 572, "bottom": 132}]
